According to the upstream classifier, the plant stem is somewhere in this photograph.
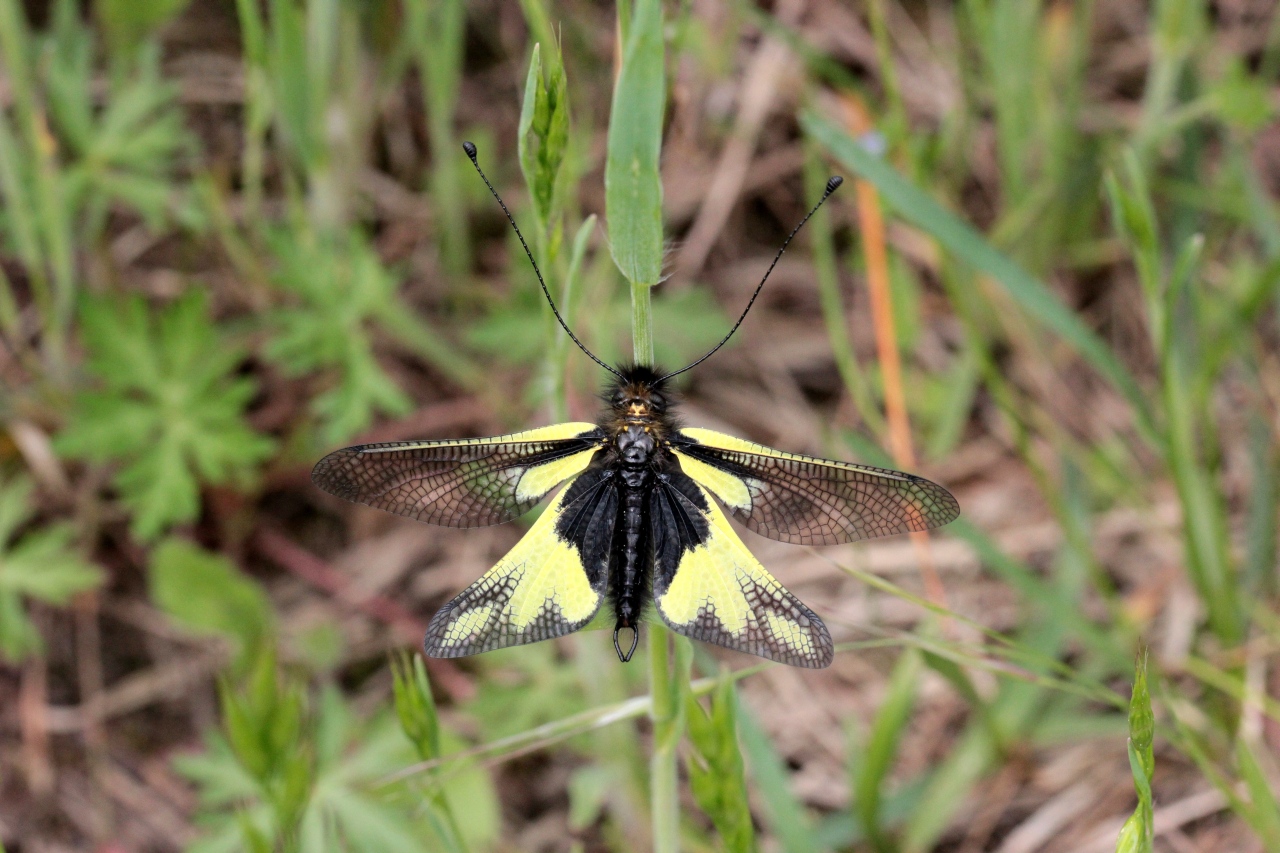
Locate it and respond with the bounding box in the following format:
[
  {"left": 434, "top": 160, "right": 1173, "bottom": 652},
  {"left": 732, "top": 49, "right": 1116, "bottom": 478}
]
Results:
[
  {"left": 631, "top": 280, "right": 654, "bottom": 364},
  {"left": 632, "top": 278, "right": 682, "bottom": 850},
  {"left": 649, "top": 627, "right": 678, "bottom": 852}
]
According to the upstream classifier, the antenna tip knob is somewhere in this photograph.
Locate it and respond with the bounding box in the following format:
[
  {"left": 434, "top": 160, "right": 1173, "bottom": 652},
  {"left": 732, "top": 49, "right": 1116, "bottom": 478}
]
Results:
[
  {"left": 462, "top": 140, "right": 478, "bottom": 161},
  {"left": 825, "top": 176, "right": 844, "bottom": 195}
]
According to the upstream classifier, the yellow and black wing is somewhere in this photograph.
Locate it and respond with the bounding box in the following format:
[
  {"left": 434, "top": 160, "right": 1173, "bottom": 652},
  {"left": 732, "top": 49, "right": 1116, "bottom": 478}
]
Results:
[
  {"left": 669, "top": 427, "right": 958, "bottom": 546},
  {"left": 312, "top": 423, "right": 606, "bottom": 528},
  {"left": 650, "top": 470, "right": 833, "bottom": 668},
  {"left": 425, "top": 466, "right": 618, "bottom": 656}
]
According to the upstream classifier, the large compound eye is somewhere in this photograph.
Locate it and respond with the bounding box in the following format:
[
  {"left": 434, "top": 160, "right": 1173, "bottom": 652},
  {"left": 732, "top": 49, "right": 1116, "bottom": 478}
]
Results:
[
  {"left": 612, "top": 390, "right": 627, "bottom": 406},
  {"left": 649, "top": 392, "right": 667, "bottom": 411}
]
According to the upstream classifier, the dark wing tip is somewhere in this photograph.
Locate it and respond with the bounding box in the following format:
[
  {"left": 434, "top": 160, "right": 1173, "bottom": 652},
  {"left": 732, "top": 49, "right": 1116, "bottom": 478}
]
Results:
[
  {"left": 422, "top": 601, "right": 464, "bottom": 658},
  {"left": 311, "top": 446, "right": 364, "bottom": 501},
  {"left": 911, "top": 477, "right": 961, "bottom": 531},
  {"left": 806, "top": 612, "right": 835, "bottom": 668}
]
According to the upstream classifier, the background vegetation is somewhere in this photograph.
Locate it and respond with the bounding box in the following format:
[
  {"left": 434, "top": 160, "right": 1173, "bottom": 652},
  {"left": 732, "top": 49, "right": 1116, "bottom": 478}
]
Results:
[{"left": 1, "top": 0, "right": 1278, "bottom": 851}]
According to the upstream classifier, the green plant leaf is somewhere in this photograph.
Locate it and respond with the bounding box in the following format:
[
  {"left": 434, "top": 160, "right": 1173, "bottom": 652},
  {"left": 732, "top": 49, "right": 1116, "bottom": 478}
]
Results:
[
  {"left": 181, "top": 653, "right": 495, "bottom": 853},
  {"left": 739, "top": 706, "right": 822, "bottom": 853},
  {"left": 45, "top": 9, "right": 192, "bottom": 238},
  {"left": 605, "top": 0, "right": 665, "bottom": 286},
  {"left": 1211, "top": 59, "right": 1274, "bottom": 133},
  {"left": 391, "top": 652, "right": 441, "bottom": 762}
]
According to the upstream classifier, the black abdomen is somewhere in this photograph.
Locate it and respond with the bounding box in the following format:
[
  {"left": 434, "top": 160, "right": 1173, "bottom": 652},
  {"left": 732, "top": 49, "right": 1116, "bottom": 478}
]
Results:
[{"left": 610, "top": 479, "right": 651, "bottom": 661}]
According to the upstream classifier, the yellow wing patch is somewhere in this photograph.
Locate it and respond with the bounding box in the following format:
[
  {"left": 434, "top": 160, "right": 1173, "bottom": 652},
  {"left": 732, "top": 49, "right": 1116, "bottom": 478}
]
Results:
[
  {"left": 671, "top": 449, "right": 753, "bottom": 511},
  {"left": 425, "top": 483, "right": 605, "bottom": 657},
  {"left": 765, "top": 611, "right": 816, "bottom": 659},
  {"left": 654, "top": 482, "right": 833, "bottom": 668},
  {"left": 515, "top": 448, "right": 598, "bottom": 501}
]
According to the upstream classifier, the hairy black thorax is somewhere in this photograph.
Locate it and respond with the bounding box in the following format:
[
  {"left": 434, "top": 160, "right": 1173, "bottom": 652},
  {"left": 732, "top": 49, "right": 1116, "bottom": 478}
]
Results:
[{"left": 597, "top": 364, "right": 678, "bottom": 460}]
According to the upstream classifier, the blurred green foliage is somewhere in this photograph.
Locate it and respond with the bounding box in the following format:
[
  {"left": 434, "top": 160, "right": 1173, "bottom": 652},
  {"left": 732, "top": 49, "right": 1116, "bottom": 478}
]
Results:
[
  {"left": 0, "top": 473, "right": 100, "bottom": 660},
  {"left": 0, "top": 0, "right": 193, "bottom": 368},
  {"left": 686, "top": 677, "right": 755, "bottom": 853},
  {"left": 263, "top": 227, "right": 415, "bottom": 445},
  {"left": 177, "top": 650, "right": 499, "bottom": 853},
  {"left": 149, "top": 538, "right": 275, "bottom": 666},
  {"left": 56, "top": 292, "right": 274, "bottom": 540}
]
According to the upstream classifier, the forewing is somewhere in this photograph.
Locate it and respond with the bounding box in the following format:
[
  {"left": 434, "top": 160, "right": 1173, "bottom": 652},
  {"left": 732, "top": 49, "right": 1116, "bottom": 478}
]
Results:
[
  {"left": 312, "top": 423, "right": 605, "bottom": 528},
  {"left": 650, "top": 471, "right": 833, "bottom": 668},
  {"left": 671, "top": 427, "right": 958, "bottom": 546},
  {"left": 424, "top": 466, "right": 618, "bottom": 657}
]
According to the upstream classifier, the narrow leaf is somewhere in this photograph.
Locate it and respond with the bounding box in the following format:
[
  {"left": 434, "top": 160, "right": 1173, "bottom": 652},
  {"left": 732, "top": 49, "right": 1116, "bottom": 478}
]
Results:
[{"left": 605, "top": 0, "right": 665, "bottom": 286}]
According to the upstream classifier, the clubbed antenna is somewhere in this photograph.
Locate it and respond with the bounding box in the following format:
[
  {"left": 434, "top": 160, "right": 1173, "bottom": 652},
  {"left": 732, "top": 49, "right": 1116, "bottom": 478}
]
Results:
[
  {"left": 463, "top": 142, "right": 624, "bottom": 380},
  {"left": 658, "top": 176, "right": 844, "bottom": 383}
]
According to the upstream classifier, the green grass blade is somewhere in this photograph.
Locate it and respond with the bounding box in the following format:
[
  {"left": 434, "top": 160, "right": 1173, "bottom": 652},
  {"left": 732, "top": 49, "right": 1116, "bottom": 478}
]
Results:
[
  {"left": 805, "top": 144, "right": 883, "bottom": 435},
  {"left": 739, "top": 708, "right": 824, "bottom": 853},
  {"left": 901, "top": 723, "right": 997, "bottom": 853},
  {"left": 1235, "top": 738, "right": 1280, "bottom": 847},
  {"left": 802, "top": 112, "right": 1154, "bottom": 441},
  {"left": 374, "top": 666, "right": 769, "bottom": 789},
  {"left": 854, "top": 649, "right": 921, "bottom": 852},
  {"left": 411, "top": 0, "right": 468, "bottom": 278},
  {"left": 1245, "top": 412, "right": 1278, "bottom": 595}
]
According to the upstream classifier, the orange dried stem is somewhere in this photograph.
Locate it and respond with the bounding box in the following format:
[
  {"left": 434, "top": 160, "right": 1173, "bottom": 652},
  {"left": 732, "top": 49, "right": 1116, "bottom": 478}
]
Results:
[{"left": 841, "top": 94, "right": 949, "bottom": 613}]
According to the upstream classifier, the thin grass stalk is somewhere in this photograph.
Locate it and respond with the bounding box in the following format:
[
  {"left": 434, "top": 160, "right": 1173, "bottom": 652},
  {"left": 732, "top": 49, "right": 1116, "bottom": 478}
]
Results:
[
  {"left": 0, "top": 0, "right": 73, "bottom": 375},
  {"left": 865, "top": 0, "right": 907, "bottom": 150},
  {"left": 648, "top": 624, "right": 678, "bottom": 851},
  {"left": 417, "top": 0, "right": 468, "bottom": 279},
  {"left": 631, "top": 282, "right": 654, "bottom": 366},
  {"left": 1135, "top": 0, "right": 1204, "bottom": 163},
  {"left": 375, "top": 663, "right": 769, "bottom": 790},
  {"left": 549, "top": 218, "right": 596, "bottom": 421},
  {"left": 234, "top": 0, "right": 269, "bottom": 223},
  {"left": 0, "top": 266, "right": 21, "bottom": 350}
]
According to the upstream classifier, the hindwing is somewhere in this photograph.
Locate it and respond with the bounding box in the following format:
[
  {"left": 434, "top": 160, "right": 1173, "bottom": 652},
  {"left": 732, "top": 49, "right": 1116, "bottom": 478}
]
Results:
[
  {"left": 650, "top": 470, "right": 833, "bottom": 668},
  {"left": 671, "top": 427, "right": 958, "bottom": 545},
  {"left": 312, "top": 423, "right": 606, "bottom": 528},
  {"left": 424, "top": 466, "right": 618, "bottom": 657}
]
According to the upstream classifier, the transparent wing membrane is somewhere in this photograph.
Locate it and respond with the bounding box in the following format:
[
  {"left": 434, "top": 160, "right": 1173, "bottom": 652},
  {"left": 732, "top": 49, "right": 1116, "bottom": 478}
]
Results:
[
  {"left": 672, "top": 428, "right": 959, "bottom": 546},
  {"left": 312, "top": 423, "right": 605, "bottom": 528}
]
